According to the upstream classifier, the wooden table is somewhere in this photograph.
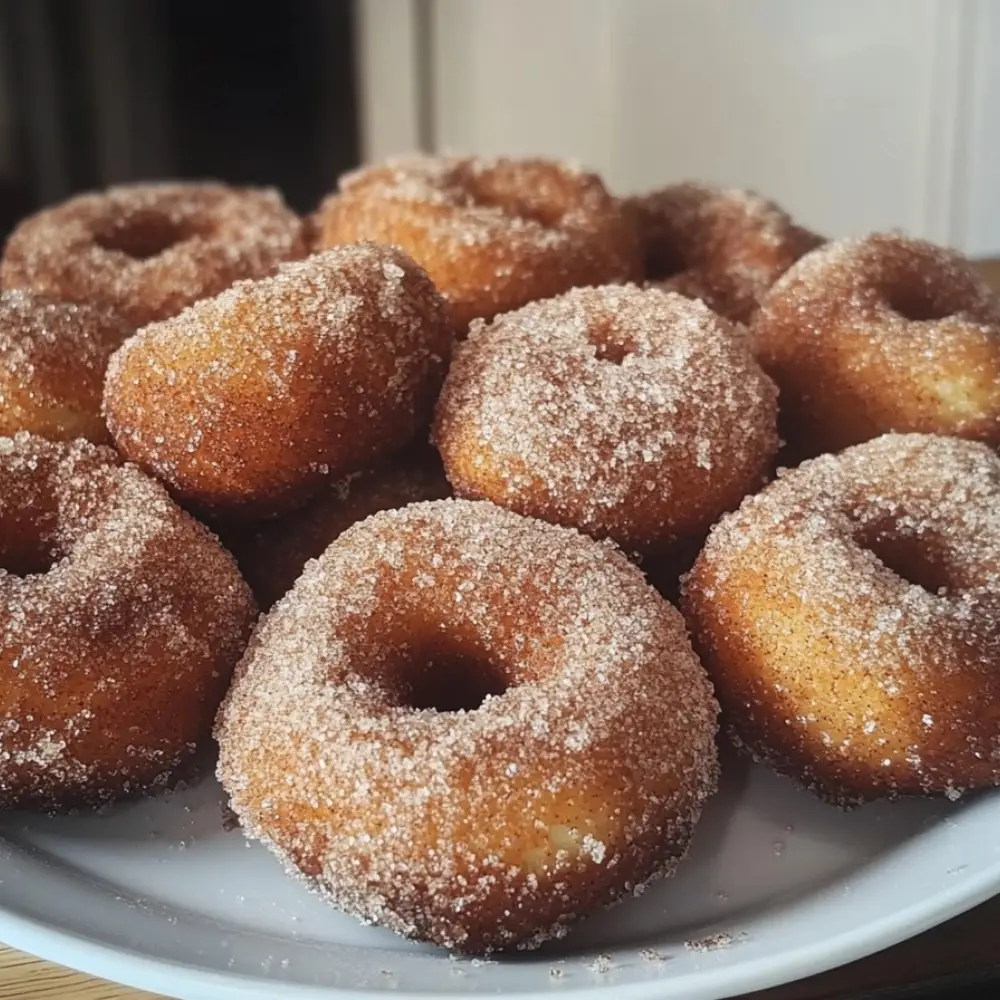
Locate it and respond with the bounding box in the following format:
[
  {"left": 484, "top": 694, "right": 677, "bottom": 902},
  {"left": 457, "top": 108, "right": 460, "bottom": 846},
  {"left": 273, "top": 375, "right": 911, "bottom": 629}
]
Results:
[{"left": 4, "top": 257, "right": 1000, "bottom": 999}]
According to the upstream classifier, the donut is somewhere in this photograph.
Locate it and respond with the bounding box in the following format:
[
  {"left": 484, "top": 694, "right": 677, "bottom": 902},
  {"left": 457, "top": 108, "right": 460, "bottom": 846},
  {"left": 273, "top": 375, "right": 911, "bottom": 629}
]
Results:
[
  {"left": 220, "top": 446, "right": 452, "bottom": 609},
  {"left": 0, "top": 432, "right": 256, "bottom": 811},
  {"left": 315, "top": 155, "right": 641, "bottom": 332},
  {"left": 751, "top": 233, "right": 1000, "bottom": 458},
  {"left": 1, "top": 182, "right": 306, "bottom": 328},
  {"left": 433, "top": 284, "right": 779, "bottom": 554},
  {"left": 623, "top": 182, "right": 821, "bottom": 323},
  {"left": 103, "top": 243, "right": 453, "bottom": 520},
  {"left": 0, "top": 290, "right": 132, "bottom": 443},
  {"left": 682, "top": 433, "right": 1000, "bottom": 806},
  {"left": 216, "top": 499, "right": 719, "bottom": 952}
]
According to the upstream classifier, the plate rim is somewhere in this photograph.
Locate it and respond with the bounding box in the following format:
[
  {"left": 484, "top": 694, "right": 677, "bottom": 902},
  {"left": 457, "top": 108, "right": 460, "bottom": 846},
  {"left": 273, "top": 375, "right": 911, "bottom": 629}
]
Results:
[{"left": 0, "top": 855, "right": 998, "bottom": 1000}]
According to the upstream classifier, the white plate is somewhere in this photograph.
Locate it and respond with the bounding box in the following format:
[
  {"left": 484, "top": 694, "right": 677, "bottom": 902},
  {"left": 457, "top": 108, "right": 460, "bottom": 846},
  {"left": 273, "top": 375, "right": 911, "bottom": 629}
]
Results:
[{"left": 0, "top": 749, "right": 998, "bottom": 1000}]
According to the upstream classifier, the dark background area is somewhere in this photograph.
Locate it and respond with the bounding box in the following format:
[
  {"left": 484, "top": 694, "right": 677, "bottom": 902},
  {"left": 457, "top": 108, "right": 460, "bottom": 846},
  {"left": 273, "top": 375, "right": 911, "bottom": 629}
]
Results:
[{"left": 0, "top": 0, "right": 360, "bottom": 237}]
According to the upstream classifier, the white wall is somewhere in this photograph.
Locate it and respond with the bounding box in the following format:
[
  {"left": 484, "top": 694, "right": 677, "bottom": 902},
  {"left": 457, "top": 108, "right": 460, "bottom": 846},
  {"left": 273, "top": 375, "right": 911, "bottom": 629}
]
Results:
[
  {"left": 358, "top": 0, "right": 1000, "bottom": 255},
  {"left": 962, "top": 1, "right": 1000, "bottom": 256}
]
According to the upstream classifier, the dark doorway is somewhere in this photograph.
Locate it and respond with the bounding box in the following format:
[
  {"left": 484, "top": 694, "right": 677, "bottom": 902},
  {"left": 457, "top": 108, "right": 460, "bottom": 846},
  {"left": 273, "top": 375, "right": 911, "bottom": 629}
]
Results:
[{"left": 0, "top": 0, "right": 360, "bottom": 236}]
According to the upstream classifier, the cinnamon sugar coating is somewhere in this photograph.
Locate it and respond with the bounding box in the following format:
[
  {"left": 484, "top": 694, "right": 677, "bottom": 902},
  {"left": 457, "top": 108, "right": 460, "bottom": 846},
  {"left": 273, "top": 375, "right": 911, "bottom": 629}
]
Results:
[
  {"left": 103, "top": 243, "right": 453, "bottom": 519},
  {"left": 683, "top": 433, "right": 1000, "bottom": 806},
  {"left": 0, "top": 433, "right": 256, "bottom": 812},
  {"left": 752, "top": 233, "right": 1000, "bottom": 458},
  {"left": 316, "top": 155, "right": 641, "bottom": 332},
  {"left": 1, "top": 182, "right": 306, "bottom": 328},
  {"left": 624, "top": 182, "right": 821, "bottom": 323},
  {"left": 433, "top": 284, "right": 779, "bottom": 554},
  {"left": 216, "top": 499, "right": 719, "bottom": 952},
  {"left": 0, "top": 290, "right": 133, "bottom": 444},
  {"left": 219, "top": 445, "right": 452, "bottom": 609}
]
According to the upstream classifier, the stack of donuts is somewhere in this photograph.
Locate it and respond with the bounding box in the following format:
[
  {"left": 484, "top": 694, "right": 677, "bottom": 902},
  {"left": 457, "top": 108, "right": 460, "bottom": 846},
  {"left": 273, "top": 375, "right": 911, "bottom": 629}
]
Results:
[{"left": 1, "top": 154, "right": 999, "bottom": 954}]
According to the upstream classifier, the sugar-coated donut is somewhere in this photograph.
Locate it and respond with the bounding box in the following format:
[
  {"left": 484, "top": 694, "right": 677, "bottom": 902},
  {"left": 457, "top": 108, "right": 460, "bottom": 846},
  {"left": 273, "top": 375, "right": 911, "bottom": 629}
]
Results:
[
  {"left": 433, "top": 284, "right": 779, "bottom": 554},
  {"left": 0, "top": 290, "right": 132, "bottom": 443},
  {"left": 1, "top": 182, "right": 306, "bottom": 328},
  {"left": 752, "top": 233, "right": 1000, "bottom": 458},
  {"left": 624, "top": 182, "right": 821, "bottom": 323},
  {"left": 216, "top": 499, "right": 719, "bottom": 952},
  {"left": 315, "top": 155, "right": 641, "bottom": 332},
  {"left": 0, "top": 433, "right": 256, "bottom": 811},
  {"left": 104, "top": 243, "right": 453, "bottom": 520},
  {"left": 220, "top": 446, "right": 451, "bottom": 609},
  {"left": 683, "top": 433, "right": 1000, "bottom": 806}
]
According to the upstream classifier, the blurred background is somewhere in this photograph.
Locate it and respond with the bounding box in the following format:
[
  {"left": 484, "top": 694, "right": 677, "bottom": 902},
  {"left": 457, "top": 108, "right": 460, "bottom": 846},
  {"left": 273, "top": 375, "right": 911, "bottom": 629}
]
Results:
[
  {"left": 0, "top": 0, "right": 997, "bottom": 255},
  {"left": 0, "top": 0, "right": 359, "bottom": 232}
]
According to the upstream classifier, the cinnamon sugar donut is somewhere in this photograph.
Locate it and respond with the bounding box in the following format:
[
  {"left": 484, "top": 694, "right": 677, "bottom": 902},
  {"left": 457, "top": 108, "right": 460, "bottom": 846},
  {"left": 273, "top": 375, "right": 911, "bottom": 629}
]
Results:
[
  {"left": 624, "top": 182, "right": 821, "bottom": 323},
  {"left": 0, "top": 433, "right": 256, "bottom": 811},
  {"left": 1, "top": 182, "right": 306, "bottom": 328},
  {"left": 752, "top": 234, "right": 1000, "bottom": 457},
  {"left": 104, "top": 243, "right": 452, "bottom": 519},
  {"left": 316, "top": 155, "right": 640, "bottom": 331},
  {"left": 683, "top": 433, "right": 1000, "bottom": 806},
  {"left": 433, "top": 284, "right": 779, "bottom": 554},
  {"left": 216, "top": 499, "right": 719, "bottom": 952},
  {"left": 221, "top": 446, "right": 451, "bottom": 609},
  {"left": 0, "top": 290, "right": 132, "bottom": 443}
]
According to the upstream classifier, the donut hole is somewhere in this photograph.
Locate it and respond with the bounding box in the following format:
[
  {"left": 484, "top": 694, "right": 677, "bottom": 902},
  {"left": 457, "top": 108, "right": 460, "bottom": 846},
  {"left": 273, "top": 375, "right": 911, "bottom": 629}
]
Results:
[
  {"left": 93, "top": 214, "right": 196, "bottom": 261},
  {"left": 0, "top": 534, "right": 58, "bottom": 577},
  {"left": 460, "top": 167, "right": 569, "bottom": 228},
  {"left": 885, "top": 283, "right": 955, "bottom": 323},
  {"left": 0, "top": 496, "right": 61, "bottom": 576},
  {"left": 588, "top": 320, "right": 636, "bottom": 365},
  {"left": 405, "top": 654, "right": 507, "bottom": 712},
  {"left": 388, "top": 643, "right": 509, "bottom": 712},
  {"left": 592, "top": 341, "right": 630, "bottom": 365},
  {"left": 862, "top": 533, "right": 952, "bottom": 594}
]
